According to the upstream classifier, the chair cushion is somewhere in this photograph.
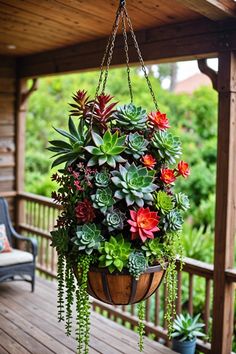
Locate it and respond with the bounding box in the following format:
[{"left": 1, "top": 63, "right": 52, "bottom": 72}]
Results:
[
  {"left": 0, "top": 249, "right": 33, "bottom": 267},
  {"left": 0, "top": 224, "right": 12, "bottom": 253}
]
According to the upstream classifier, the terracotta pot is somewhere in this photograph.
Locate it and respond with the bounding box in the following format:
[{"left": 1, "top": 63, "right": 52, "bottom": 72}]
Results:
[{"left": 77, "top": 264, "right": 167, "bottom": 305}]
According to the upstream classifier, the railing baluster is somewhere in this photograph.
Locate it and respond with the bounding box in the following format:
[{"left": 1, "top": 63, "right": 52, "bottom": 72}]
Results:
[
  {"left": 204, "top": 278, "right": 211, "bottom": 336},
  {"left": 188, "top": 273, "right": 194, "bottom": 316}
]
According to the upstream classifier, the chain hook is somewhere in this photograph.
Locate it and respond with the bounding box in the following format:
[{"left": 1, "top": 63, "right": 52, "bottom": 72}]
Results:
[{"left": 120, "top": 0, "right": 125, "bottom": 8}]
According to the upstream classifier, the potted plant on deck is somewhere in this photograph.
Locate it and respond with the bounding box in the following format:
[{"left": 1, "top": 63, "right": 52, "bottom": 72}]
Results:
[
  {"left": 171, "top": 313, "right": 205, "bottom": 354},
  {"left": 48, "top": 2, "right": 190, "bottom": 353}
]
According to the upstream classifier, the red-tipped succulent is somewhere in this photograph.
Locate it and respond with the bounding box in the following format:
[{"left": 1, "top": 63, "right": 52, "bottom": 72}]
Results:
[
  {"left": 128, "top": 208, "right": 160, "bottom": 242},
  {"left": 177, "top": 161, "right": 190, "bottom": 178},
  {"left": 141, "top": 154, "right": 156, "bottom": 169},
  {"left": 69, "top": 90, "right": 91, "bottom": 118},
  {"left": 148, "top": 111, "right": 170, "bottom": 130},
  {"left": 160, "top": 168, "right": 176, "bottom": 184},
  {"left": 92, "top": 94, "right": 118, "bottom": 130}
]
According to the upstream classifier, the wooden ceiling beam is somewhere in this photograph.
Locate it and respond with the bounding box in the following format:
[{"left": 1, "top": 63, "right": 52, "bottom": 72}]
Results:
[
  {"left": 17, "top": 19, "right": 236, "bottom": 79},
  {"left": 175, "top": 0, "right": 236, "bottom": 21}
]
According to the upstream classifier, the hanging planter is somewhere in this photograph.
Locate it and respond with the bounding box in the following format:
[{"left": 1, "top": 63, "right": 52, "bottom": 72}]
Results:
[{"left": 49, "top": 0, "right": 190, "bottom": 353}]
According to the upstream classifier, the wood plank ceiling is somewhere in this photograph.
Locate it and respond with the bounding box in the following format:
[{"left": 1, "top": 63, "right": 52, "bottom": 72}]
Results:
[{"left": 0, "top": 0, "right": 201, "bottom": 56}]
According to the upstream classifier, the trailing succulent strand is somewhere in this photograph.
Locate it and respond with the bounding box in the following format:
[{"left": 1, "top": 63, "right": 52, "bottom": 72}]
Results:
[
  {"left": 57, "top": 253, "right": 65, "bottom": 322},
  {"left": 137, "top": 301, "right": 145, "bottom": 352},
  {"left": 65, "top": 259, "right": 75, "bottom": 336},
  {"left": 76, "top": 255, "right": 92, "bottom": 354}
]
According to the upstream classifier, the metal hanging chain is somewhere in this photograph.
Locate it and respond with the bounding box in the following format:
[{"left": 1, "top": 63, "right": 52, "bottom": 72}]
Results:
[
  {"left": 121, "top": 9, "right": 133, "bottom": 104},
  {"left": 101, "top": 6, "right": 121, "bottom": 94},
  {"left": 124, "top": 6, "right": 159, "bottom": 110}
]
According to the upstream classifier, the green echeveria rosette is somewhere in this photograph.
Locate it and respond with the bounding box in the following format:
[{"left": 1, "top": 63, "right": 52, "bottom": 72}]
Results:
[
  {"left": 152, "top": 130, "right": 182, "bottom": 164},
  {"left": 98, "top": 235, "right": 132, "bottom": 273},
  {"left": 85, "top": 129, "right": 126, "bottom": 168},
  {"left": 72, "top": 223, "right": 104, "bottom": 255},
  {"left": 141, "top": 238, "right": 164, "bottom": 264},
  {"left": 126, "top": 132, "right": 148, "bottom": 159},
  {"left": 173, "top": 192, "right": 190, "bottom": 212},
  {"left": 154, "top": 190, "right": 173, "bottom": 215},
  {"left": 128, "top": 252, "right": 147, "bottom": 280},
  {"left": 164, "top": 210, "right": 183, "bottom": 231},
  {"left": 115, "top": 103, "right": 147, "bottom": 131},
  {"left": 111, "top": 162, "right": 157, "bottom": 207},
  {"left": 104, "top": 209, "right": 126, "bottom": 231},
  {"left": 91, "top": 187, "right": 114, "bottom": 214},
  {"left": 94, "top": 169, "right": 110, "bottom": 188}
]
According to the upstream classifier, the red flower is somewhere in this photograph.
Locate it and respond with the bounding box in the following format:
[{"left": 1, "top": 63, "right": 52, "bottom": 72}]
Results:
[
  {"left": 127, "top": 208, "right": 160, "bottom": 242},
  {"left": 177, "top": 161, "right": 190, "bottom": 178},
  {"left": 141, "top": 154, "right": 156, "bottom": 169},
  {"left": 160, "top": 168, "right": 176, "bottom": 184},
  {"left": 74, "top": 180, "right": 83, "bottom": 191},
  {"left": 148, "top": 111, "right": 170, "bottom": 130},
  {"left": 75, "top": 199, "right": 95, "bottom": 223}
]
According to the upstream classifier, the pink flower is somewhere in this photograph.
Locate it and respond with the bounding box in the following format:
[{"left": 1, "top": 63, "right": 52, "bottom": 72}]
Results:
[
  {"left": 74, "top": 180, "right": 83, "bottom": 191},
  {"left": 127, "top": 208, "right": 160, "bottom": 242}
]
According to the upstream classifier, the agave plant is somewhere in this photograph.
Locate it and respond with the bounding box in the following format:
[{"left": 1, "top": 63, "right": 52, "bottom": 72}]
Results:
[
  {"left": 72, "top": 223, "right": 104, "bottom": 255},
  {"left": 85, "top": 130, "right": 126, "bottom": 167},
  {"left": 171, "top": 313, "right": 205, "bottom": 342},
  {"left": 115, "top": 103, "right": 147, "bottom": 130},
  {"left": 111, "top": 162, "right": 157, "bottom": 207},
  {"left": 48, "top": 117, "right": 87, "bottom": 168},
  {"left": 128, "top": 251, "right": 147, "bottom": 279},
  {"left": 154, "top": 190, "right": 173, "bottom": 215},
  {"left": 152, "top": 130, "right": 181, "bottom": 164},
  {"left": 91, "top": 188, "right": 114, "bottom": 213},
  {"left": 126, "top": 132, "right": 148, "bottom": 159}
]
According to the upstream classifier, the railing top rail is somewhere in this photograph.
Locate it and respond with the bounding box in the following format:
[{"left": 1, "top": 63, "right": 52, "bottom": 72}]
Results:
[{"left": 18, "top": 191, "right": 62, "bottom": 209}]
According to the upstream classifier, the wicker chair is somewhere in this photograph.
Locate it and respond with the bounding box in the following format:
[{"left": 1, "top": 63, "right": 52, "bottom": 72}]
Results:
[{"left": 0, "top": 197, "right": 37, "bottom": 292}]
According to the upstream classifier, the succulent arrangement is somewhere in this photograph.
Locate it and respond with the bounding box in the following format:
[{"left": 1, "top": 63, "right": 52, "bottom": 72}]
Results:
[{"left": 49, "top": 89, "right": 190, "bottom": 353}]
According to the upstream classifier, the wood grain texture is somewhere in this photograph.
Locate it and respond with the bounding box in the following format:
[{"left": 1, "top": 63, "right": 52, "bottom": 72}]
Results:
[
  {"left": 17, "top": 18, "right": 236, "bottom": 78},
  {"left": 0, "top": 0, "right": 200, "bottom": 56},
  {"left": 0, "top": 57, "right": 16, "bottom": 201},
  {"left": 211, "top": 51, "right": 236, "bottom": 354},
  {"left": 0, "top": 278, "right": 175, "bottom": 354},
  {"left": 175, "top": 0, "right": 236, "bottom": 20}
]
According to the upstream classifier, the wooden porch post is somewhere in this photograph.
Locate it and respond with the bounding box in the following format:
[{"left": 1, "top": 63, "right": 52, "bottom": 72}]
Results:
[{"left": 211, "top": 51, "right": 236, "bottom": 353}]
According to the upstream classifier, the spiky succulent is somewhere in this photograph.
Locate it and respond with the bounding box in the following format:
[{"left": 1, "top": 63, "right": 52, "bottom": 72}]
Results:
[
  {"left": 94, "top": 169, "right": 110, "bottom": 188},
  {"left": 48, "top": 117, "right": 87, "bottom": 168},
  {"left": 92, "top": 94, "right": 118, "bottom": 131},
  {"left": 171, "top": 313, "right": 205, "bottom": 342},
  {"left": 69, "top": 89, "right": 91, "bottom": 118},
  {"left": 126, "top": 133, "right": 148, "bottom": 159},
  {"left": 141, "top": 238, "right": 164, "bottom": 264},
  {"left": 115, "top": 103, "right": 147, "bottom": 130},
  {"left": 111, "top": 162, "right": 157, "bottom": 207},
  {"left": 72, "top": 223, "right": 103, "bottom": 255},
  {"left": 99, "top": 235, "right": 132, "bottom": 273},
  {"left": 50, "top": 228, "right": 68, "bottom": 255},
  {"left": 128, "top": 252, "right": 147, "bottom": 279},
  {"left": 85, "top": 130, "right": 126, "bottom": 168},
  {"left": 154, "top": 190, "right": 173, "bottom": 215},
  {"left": 91, "top": 187, "right": 114, "bottom": 213},
  {"left": 152, "top": 130, "right": 181, "bottom": 164},
  {"left": 165, "top": 210, "right": 183, "bottom": 231},
  {"left": 104, "top": 209, "right": 126, "bottom": 231},
  {"left": 174, "top": 192, "right": 190, "bottom": 212}
]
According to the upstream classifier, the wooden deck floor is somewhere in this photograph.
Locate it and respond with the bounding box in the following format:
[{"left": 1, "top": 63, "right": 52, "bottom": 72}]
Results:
[{"left": 0, "top": 277, "right": 175, "bottom": 354}]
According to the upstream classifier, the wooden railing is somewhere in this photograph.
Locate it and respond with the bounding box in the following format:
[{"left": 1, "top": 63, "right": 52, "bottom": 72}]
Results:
[{"left": 17, "top": 192, "right": 213, "bottom": 353}]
